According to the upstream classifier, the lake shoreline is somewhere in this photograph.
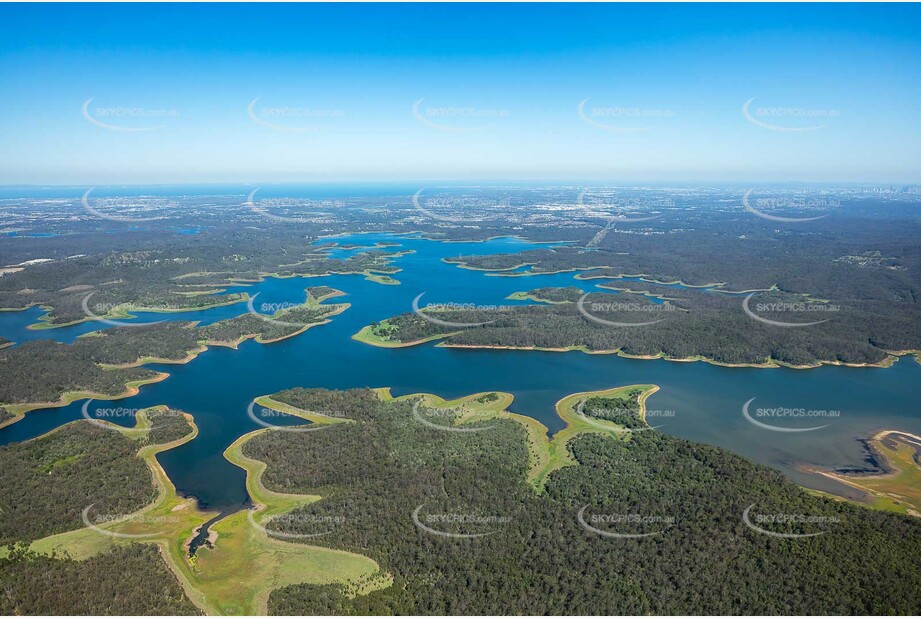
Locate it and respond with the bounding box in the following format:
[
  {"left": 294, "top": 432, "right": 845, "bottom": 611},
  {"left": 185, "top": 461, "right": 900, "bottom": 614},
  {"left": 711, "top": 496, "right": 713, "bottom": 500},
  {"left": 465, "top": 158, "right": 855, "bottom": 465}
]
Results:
[
  {"left": 0, "top": 371, "right": 170, "bottom": 429},
  {"left": 25, "top": 294, "right": 250, "bottom": 331},
  {"left": 803, "top": 429, "right": 921, "bottom": 517},
  {"left": 350, "top": 330, "right": 914, "bottom": 370},
  {"left": 2, "top": 301, "right": 352, "bottom": 427}
]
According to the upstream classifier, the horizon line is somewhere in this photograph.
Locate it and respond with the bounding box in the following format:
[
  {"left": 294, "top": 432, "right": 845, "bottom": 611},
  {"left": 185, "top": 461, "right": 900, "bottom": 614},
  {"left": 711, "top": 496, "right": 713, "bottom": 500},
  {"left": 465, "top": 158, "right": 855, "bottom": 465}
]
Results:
[{"left": 1, "top": 179, "right": 919, "bottom": 189}]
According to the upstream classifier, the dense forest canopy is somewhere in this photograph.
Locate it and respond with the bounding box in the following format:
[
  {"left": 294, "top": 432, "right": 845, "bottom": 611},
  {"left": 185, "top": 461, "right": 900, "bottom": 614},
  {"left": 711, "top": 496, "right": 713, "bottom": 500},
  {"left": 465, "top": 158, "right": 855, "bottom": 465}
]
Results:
[
  {"left": 239, "top": 388, "right": 921, "bottom": 615},
  {"left": 0, "top": 411, "right": 192, "bottom": 544},
  {"left": 1, "top": 190, "right": 920, "bottom": 614},
  {"left": 0, "top": 292, "right": 347, "bottom": 408},
  {"left": 362, "top": 284, "right": 919, "bottom": 366},
  {"left": 0, "top": 544, "right": 202, "bottom": 615}
]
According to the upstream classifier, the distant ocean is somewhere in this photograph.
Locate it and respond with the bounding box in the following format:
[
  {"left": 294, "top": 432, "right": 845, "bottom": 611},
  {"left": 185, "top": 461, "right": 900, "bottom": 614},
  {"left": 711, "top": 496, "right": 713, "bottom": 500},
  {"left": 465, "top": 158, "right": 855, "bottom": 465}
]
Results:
[{"left": 0, "top": 182, "right": 557, "bottom": 200}]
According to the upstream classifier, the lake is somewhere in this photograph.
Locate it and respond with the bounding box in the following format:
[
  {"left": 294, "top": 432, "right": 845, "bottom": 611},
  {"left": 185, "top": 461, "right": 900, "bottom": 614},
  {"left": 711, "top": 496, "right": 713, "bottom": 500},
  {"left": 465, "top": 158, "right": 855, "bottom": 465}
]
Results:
[{"left": 1, "top": 232, "right": 918, "bottom": 517}]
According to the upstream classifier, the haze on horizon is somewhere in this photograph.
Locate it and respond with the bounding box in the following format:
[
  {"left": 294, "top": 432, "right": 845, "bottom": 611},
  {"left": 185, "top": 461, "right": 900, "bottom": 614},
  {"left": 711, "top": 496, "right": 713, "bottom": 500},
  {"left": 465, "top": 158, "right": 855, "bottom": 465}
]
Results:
[{"left": 0, "top": 3, "right": 919, "bottom": 186}]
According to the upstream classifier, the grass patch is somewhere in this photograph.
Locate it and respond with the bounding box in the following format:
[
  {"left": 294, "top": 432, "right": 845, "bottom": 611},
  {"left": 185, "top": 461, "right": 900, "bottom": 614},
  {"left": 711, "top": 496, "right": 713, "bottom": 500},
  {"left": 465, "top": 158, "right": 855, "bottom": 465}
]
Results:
[
  {"left": 814, "top": 430, "right": 921, "bottom": 517},
  {"left": 23, "top": 402, "right": 389, "bottom": 615},
  {"left": 363, "top": 272, "right": 400, "bottom": 285},
  {"left": 211, "top": 419, "right": 390, "bottom": 615},
  {"left": 352, "top": 321, "right": 455, "bottom": 348},
  {"left": 377, "top": 384, "right": 659, "bottom": 492}
]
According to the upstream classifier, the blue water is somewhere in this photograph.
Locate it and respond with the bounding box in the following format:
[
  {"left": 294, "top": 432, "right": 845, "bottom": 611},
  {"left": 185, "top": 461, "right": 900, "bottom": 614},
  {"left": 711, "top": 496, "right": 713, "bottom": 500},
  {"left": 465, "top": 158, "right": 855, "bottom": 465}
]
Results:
[
  {"left": 0, "top": 297, "right": 254, "bottom": 346},
  {"left": 1, "top": 233, "right": 918, "bottom": 514},
  {"left": 5, "top": 232, "right": 62, "bottom": 238}
]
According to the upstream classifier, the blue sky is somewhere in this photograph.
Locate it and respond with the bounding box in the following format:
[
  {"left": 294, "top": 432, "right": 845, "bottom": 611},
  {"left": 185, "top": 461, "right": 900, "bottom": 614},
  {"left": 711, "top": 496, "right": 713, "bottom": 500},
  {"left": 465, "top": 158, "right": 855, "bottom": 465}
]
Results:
[{"left": 1, "top": 2, "right": 919, "bottom": 185}]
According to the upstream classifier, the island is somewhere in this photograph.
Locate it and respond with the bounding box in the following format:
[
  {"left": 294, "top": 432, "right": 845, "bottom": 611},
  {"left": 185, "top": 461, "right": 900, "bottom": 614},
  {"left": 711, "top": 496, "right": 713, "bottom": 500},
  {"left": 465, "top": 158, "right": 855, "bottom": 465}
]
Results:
[{"left": 0, "top": 287, "right": 350, "bottom": 426}]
